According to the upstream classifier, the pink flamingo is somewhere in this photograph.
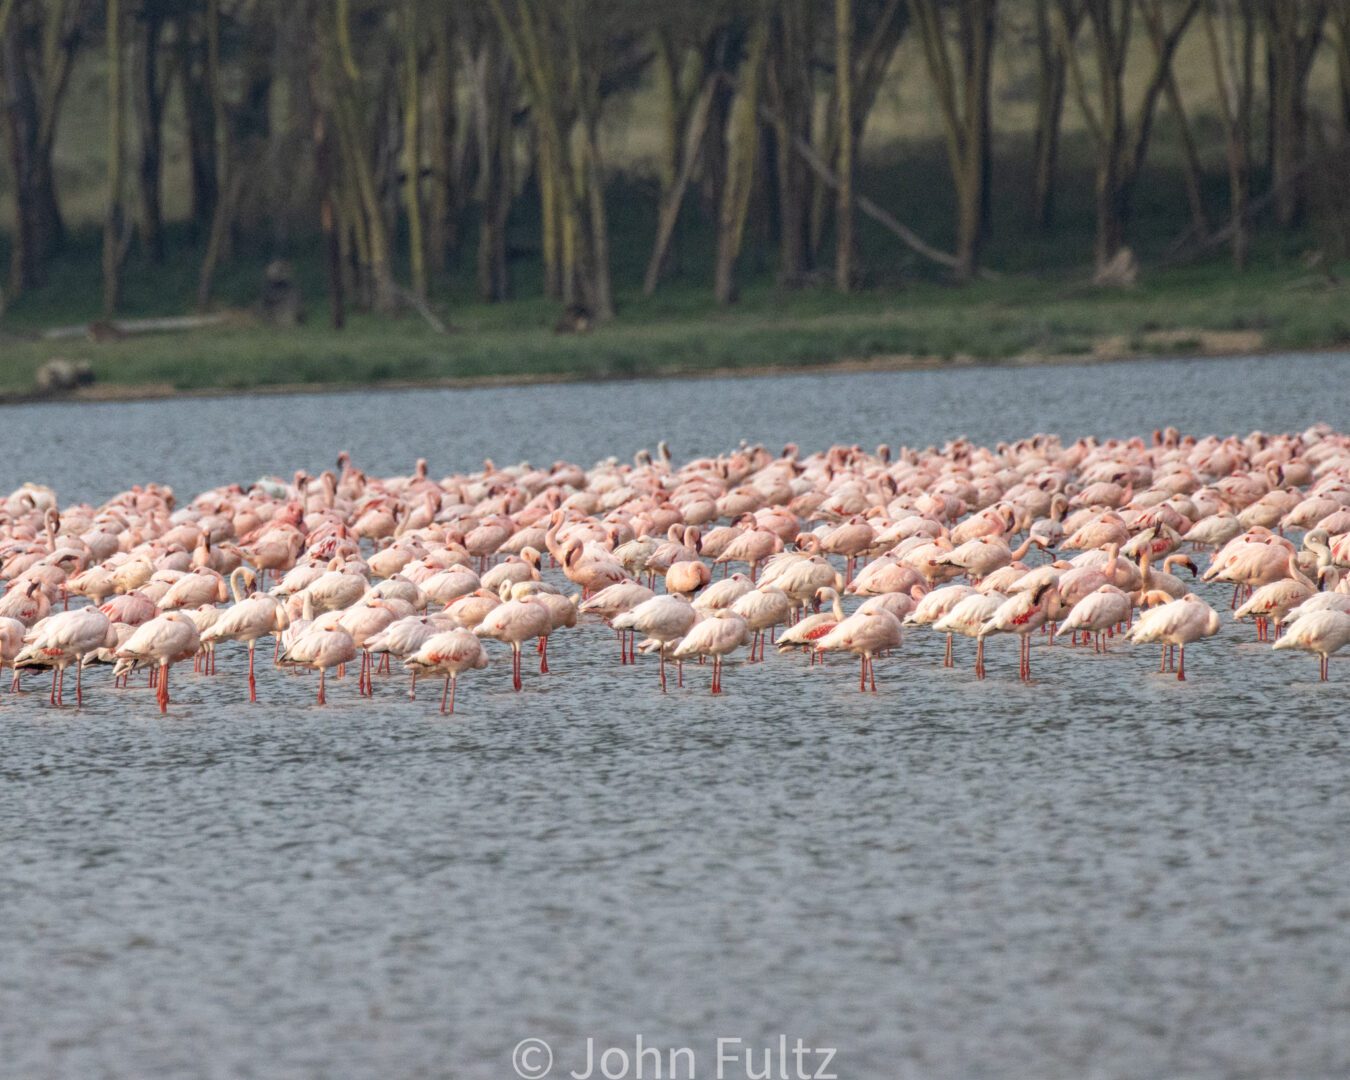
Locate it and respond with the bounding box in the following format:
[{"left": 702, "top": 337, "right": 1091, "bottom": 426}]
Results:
[
  {"left": 405, "top": 629, "right": 488, "bottom": 713},
  {"left": 979, "top": 581, "right": 1056, "bottom": 681},
  {"left": 201, "top": 568, "right": 290, "bottom": 701},
  {"left": 1273, "top": 610, "right": 1350, "bottom": 681},
  {"left": 814, "top": 607, "right": 903, "bottom": 691},
  {"left": 473, "top": 595, "right": 552, "bottom": 690},
  {"left": 13, "top": 606, "right": 117, "bottom": 706},
  {"left": 278, "top": 624, "right": 358, "bottom": 705},
  {"left": 672, "top": 610, "right": 750, "bottom": 694},
  {"left": 1126, "top": 592, "right": 1222, "bottom": 679},
  {"left": 115, "top": 611, "right": 203, "bottom": 714},
  {"left": 612, "top": 594, "right": 698, "bottom": 691}
]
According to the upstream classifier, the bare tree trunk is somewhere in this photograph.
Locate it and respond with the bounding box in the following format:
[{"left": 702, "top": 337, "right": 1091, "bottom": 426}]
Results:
[
  {"left": 1140, "top": 0, "right": 1208, "bottom": 236},
  {"left": 1262, "top": 0, "right": 1330, "bottom": 228},
  {"left": 1202, "top": 0, "right": 1255, "bottom": 269},
  {"left": 133, "top": 6, "right": 166, "bottom": 263},
  {"left": 714, "top": 17, "right": 769, "bottom": 305},
  {"left": 427, "top": 12, "right": 460, "bottom": 274},
  {"left": 402, "top": 0, "right": 427, "bottom": 299},
  {"left": 766, "top": 0, "right": 813, "bottom": 284},
  {"left": 835, "top": 0, "right": 854, "bottom": 291},
  {"left": 178, "top": 12, "right": 216, "bottom": 237},
  {"left": 910, "top": 0, "right": 997, "bottom": 280},
  {"left": 2, "top": 2, "right": 77, "bottom": 294},
  {"left": 810, "top": 0, "right": 907, "bottom": 260},
  {"left": 1061, "top": 0, "right": 1200, "bottom": 274},
  {"left": 1032, "top": 0, "right": 1070, "bottom": 230},
  {"left": 103, "top": 0, "right": 124, "bottom": 315},
  {"left": 644, "top": 69, "right": 718, "bottom": 295}
]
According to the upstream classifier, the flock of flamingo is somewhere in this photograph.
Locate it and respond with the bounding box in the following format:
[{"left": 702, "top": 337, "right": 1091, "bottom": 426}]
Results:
[{"left": 2, "top": 425, "right": 1350, "bottom": 716}]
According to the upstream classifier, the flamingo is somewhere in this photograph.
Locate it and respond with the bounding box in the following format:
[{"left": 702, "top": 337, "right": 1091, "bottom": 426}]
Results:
[
  {"left": 366, "top": 613, "right": 457, "bottom": 698},
  {"left": 932, "top": 591, "right": 1005, "bottom": 676},
  {"left": 1272, "top": 610, "right": 1350, "bottom": 680},
  {"left": 278, "top": 624, "right": 358, "bottom": 705},
  {"left": 672, "top": 610, "right": 750, "bottom": 694},
  {"left": 814, "top": 608, "right": 903, "bottom": 691},
  {"left": 1125, "top": 592, "right": 1222, "bottom": 679},
  {"left": 1054, "top": 584, "right": 1133, "bottom": 652},
  {"left": 979, "top": 582, "right": 1056, "bottom": 681},
  {"left": 473, "top": 595, "right": 552, "bottom": 690},
  {"left": 13, "top": 606, "right": 117, "bottom": 706},
  {"left": 730, "top": 586, "right": 793, "bottom": 662},
  {"left": 1, "top": 616, "right": 24, "bottom": 691},
  {"left": 405, "top": 629, "right": 488, "bottom": 713},
  {"left": 114, "top": 611, "right": 203, "bottom": 714},
  {"left": 200, "top": 568, "right": 290, "bottom": 701},
  {"left": 612, "top": 594, "right": 698, "bottom": 691},
  {"left": 776, "top": 586, "right": 846, "bottom": 663}
]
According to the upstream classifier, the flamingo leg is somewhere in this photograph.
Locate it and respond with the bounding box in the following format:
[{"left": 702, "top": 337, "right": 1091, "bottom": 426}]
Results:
[
  {"left": 512, "top": 644, "right": 522, "bottom": 691},
  {"left": 450, "top": 675, "right": 457, "bottom": 714},
  {"left": 976, "top": 638, "right": 985, "bottom": 679},
  {"left": 409, "top": 671, "right": 418, "bottom": 700},
  {"left": 539, "top": 635, "right": 549, "bottom": 675},
  {"left": 317, "top": 667, "right": 327, "bottom": 705},
  {"left": 659, "top": 649, "right": 667, "bottom": 693},
  {"left": 441, "top": 675, "right": 451, "bottom": 714},
  {"left": 248, "top": 642, "right": 257, "bottom": 702},
  {"left": 159, "top": 663, "right": 170, "bottom": 714},
  {"left": 858, "top": 655, "right": 866, "bottom": 692},
  {"left": 868, "top": 655, "right": 877, "bottom": 692},
  {"left": 944, "top": 633, "right": 953, "bottom": 668},
  {"left": 49, "top": 668, "right": 58, "bottom": 706},
  {"left": 1177, "top": 645, "right": 1186, "bottom": 681},
  {"left": 76, "top": 662, "right": 83, "bottom": 708}
]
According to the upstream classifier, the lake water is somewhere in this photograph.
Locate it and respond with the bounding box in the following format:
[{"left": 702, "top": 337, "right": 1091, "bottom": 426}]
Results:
[{"left": 2, "top": 352, "right": 1349, "bottom": 1079}]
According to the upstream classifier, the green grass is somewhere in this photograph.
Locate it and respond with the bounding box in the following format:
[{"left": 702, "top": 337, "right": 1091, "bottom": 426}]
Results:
[{"left": 3, "top": 254, "right": 1347, "bottom": 398}]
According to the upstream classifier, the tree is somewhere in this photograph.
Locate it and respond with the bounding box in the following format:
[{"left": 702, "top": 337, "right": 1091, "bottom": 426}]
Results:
[
  {"left": 103, "top": 0, "right": 125, "bottom": 313},
  {"left": 0, "top": 0, "right": 83, "bottom": 294},
  {"left": 713, "top": 11, "right": 768, "bottom": 305},
  {"left": 835, "top": 0, "right": 854, "bottom": 291},
  {"left": 909, "top": 0, "right": 998, "bottom": 281},
  {"left": 1260, "top": 0, "right": 1330, "bottom": 228},
  {"left": 1201, "top": 0, "right": 1256, "bottom": 268},
  {"left": 1058, "top": 0, "right": 1201, "bottom": 275}
]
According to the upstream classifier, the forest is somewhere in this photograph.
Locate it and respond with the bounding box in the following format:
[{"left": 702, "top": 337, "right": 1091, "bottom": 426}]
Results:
[{"left": 1, "top": 0, "right": 1348, "bottom": 394}]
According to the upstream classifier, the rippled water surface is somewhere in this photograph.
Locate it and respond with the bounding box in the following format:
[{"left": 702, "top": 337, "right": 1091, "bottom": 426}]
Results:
[{"left": 3, "top": 353, "right": 1350, "bottom": 1080}]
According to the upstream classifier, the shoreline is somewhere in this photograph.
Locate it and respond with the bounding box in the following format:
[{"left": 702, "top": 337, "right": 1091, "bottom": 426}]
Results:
[{"left": 1, "top": 328, "right": 1339, "bottom": 408}]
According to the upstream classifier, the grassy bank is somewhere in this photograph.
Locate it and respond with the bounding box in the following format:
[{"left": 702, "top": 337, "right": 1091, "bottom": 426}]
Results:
[{"left": 1, "top": 256, "right": 1348, "bottom": 400}]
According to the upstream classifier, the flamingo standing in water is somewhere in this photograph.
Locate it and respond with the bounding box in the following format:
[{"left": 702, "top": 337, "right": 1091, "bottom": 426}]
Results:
[
  {"left": 612, "top": 593, "right": 697, "bottom": 691},
  {"left": 13, "top": 606, "right": 117, "bottom": 706},
  {"left": 776, "top": 587, "right": 846, "bottom": 664},
  {"left": 814, "top": 607, "right": 903, "bottom": 691},
  {"left": 201, "top": 568, "right": 290, "bottom": 701},
  {"left": 114, "top": 611, "right": 203, "bottom": 714},
  {"left": 932, "top": 591, "right": 1005, "bottom": 677},
  {"left": 405, "top": 629, "right": 488, "bottom": 713},
  {"left": 1272, "top": 610, "right": 1350, "bottom": 681},
  {"left": 979, "top": 581, "right": 1056, "bottom": 681},
  {"left": 1055, "top": 584, "right": 1133, "bottom": 652},
  {"left": 672, "top": 609, "right": 750, "bottom": 694},
  {"left": 1, "top": 616, "right": 25, "bottom": 691},
  {"left": 278, "top": 624, "right": 358, "bottom": 705},
  {"left": 473, "top": 595, "right": 552, "bottom": 690},
  {"left": 1125, "top": 592, "right": 1222, "bottom": 679}
]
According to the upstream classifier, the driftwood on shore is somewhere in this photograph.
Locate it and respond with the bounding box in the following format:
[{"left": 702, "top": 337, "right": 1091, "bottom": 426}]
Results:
[{"left": 40, "top": 313, "right": 240, "bottom": 341}]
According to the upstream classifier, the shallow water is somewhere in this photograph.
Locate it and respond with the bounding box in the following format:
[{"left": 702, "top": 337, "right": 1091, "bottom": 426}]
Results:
[{"left": 3, "top": 353, "right": 1350, "bottom": 1080}]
